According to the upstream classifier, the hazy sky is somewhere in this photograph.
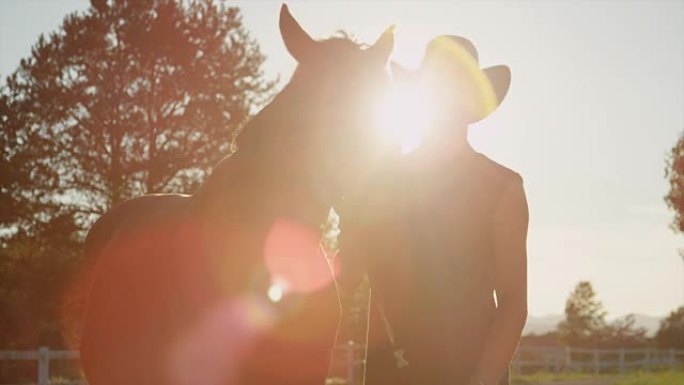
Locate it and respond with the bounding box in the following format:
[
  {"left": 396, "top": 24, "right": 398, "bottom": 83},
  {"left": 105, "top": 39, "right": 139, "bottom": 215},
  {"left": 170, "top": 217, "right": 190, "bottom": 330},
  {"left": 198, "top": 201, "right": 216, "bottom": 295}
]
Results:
[{"left": 1, "top": 0, "right": 683, "bottom": 318}]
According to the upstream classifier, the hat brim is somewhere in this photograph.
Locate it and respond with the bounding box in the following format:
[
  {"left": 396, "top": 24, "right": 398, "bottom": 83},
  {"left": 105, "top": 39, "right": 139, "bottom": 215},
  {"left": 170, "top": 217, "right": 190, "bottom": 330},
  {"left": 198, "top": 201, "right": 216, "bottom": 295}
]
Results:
[
  {"left": 390, "top": 62, "right": 511, "bottom": 122},
  {"left": 482, "top": 65, "right": 511, "bottom": 111}
]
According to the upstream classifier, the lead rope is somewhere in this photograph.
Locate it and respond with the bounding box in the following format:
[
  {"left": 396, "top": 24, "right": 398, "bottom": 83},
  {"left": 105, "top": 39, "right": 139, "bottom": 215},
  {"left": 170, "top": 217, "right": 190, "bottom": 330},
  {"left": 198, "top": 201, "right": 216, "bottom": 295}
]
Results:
[
  {"left": 318, "top": 210, "right": 408, "bottom": 384},
  {"left": 377, "top": 301, "right": 410, "bottom": 369}
]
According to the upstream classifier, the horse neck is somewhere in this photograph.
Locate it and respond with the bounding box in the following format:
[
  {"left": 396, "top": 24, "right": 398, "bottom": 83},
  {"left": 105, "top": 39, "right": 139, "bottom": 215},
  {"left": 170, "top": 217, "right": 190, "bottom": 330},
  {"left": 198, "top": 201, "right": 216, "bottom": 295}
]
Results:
[{"left": 192, "top": 81, "right": 323, "bottom": 222}]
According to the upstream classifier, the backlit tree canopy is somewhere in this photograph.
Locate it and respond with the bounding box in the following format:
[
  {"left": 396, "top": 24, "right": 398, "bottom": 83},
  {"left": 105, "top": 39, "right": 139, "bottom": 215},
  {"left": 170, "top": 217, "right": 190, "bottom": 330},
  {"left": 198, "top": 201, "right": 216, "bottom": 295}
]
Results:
[
  {"left": 656, "top": 306, "right": 684, "bottom": 349},
  {"left": 1, "top": 0, "right": 274, "bottom": 232},
  {"left": 666, "top": 134, "right": 684, "bottom": 233},
  {"left": 0, "top": 0, "right": 273, "bottom": 350}
]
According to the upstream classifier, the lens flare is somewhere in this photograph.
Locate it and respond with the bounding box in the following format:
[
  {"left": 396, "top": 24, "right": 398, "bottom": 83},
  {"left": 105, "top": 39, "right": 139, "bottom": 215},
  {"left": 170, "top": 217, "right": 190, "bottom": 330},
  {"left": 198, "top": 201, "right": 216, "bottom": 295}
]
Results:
[
  {"left": 375, "top": 81, "right": 432, "bottom": 154},
  {"left": 267, "top": 283, "right": 284, "bottom": 303},
  {"left": 263, "top": 218, "right": 338, "bottom": 294},
  {"left": 167, "top": 297, "right": 275, "bottom": 385}
]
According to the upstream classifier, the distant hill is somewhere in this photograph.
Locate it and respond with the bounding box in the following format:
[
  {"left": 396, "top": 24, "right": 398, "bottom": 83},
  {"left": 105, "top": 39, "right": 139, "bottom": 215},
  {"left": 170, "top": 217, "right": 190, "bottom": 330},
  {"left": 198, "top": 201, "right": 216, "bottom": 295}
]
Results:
[
  {"left": 523, "top": 313, "right": 663, "bottom": 336},
  {"left": 523, "top": 314, "right": 564, "bottom": 335}
]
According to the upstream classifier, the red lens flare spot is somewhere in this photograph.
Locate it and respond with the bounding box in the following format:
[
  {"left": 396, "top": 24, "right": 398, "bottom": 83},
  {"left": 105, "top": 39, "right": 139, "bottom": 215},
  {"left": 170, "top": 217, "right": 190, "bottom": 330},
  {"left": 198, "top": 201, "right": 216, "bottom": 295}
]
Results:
[
  {"left": 263, "top": 218, "right": 338, "bottom": 296},
  {"left": 167, "top": 296, "right": 275, "bottom": 385}
]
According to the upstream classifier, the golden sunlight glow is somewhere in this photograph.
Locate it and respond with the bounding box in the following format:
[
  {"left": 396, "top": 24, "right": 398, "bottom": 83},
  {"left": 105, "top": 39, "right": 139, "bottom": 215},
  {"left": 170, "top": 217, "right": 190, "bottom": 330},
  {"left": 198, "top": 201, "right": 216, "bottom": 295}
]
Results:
[
  {"left": 375, "top": 81, "right": 432, "bottom": 154},
  {"left": 267, "top": 283, "right": 284, "bottom": 303}
]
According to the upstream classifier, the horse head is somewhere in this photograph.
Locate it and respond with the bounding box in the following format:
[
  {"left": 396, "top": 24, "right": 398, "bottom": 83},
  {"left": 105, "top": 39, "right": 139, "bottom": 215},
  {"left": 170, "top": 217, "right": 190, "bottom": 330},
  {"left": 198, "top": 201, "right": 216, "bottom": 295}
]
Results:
[
  {"left": 236, "top": 5, "right": 394, "bottom": 210},
  {"left": 283, "top": 5, "right": 394, "bottom": 206}
]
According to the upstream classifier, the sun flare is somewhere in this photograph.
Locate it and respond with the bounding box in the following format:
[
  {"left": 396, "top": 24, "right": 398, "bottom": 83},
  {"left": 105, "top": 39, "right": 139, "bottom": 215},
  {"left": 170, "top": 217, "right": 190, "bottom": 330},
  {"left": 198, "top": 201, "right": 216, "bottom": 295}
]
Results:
[
  {"left": 267, "top": 283, "right": 284, "bottom": 303},
  {"left": 375, "top": 81, "right": 432, "bottom": 154}
]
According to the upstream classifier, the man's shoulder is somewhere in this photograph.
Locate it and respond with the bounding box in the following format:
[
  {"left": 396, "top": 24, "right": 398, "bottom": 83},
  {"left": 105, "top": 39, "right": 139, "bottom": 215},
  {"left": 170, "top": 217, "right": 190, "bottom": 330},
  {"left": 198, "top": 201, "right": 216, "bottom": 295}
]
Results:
[{"left": 475, "top": 153, "right": 522, "bottom": 184}]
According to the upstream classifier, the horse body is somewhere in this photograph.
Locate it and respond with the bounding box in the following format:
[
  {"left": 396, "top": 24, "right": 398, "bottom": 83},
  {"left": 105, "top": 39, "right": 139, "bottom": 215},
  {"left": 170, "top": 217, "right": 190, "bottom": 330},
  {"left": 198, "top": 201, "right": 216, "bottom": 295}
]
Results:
[
  {"left": 79, "top": 6, "right": 393, "bottom": 385},
  {"left": 80, "top": 194, "right": 194, "bottom": 385},
  {"left": 81, "top": 158, "right": 338, "bottom": 385}
]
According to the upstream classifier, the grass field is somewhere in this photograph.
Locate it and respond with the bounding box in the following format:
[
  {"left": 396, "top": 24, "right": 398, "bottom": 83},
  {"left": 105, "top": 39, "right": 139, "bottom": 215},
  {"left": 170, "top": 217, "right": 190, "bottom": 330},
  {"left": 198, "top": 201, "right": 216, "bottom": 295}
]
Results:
[{"left": 512, "top": 370, "right": 684, "bottom": 385}]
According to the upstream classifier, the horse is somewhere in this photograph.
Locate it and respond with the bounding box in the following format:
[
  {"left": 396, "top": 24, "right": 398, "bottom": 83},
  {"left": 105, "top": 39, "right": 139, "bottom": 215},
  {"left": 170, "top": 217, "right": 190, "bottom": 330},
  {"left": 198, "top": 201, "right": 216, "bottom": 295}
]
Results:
[{"left": 78, "top": 5, "right": 393, "bottom": 385}]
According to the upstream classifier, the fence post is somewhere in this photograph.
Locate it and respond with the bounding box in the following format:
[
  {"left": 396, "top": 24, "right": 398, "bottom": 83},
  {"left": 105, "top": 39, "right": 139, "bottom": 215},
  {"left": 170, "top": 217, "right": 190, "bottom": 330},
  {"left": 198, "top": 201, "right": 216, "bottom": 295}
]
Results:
[
  {"left": 564, "top": 346, "right": 572, "bottom": 372},
  {"left": 619, "top": 348, "right": 625, "bottom": 373},
  {"left": 669, "top": 348, "right": 676, "bottom": 369},
  {"left": 38, "top": 347, "right": 49, "bottom": 385},
  {"left": 593, "top": 348, "right": 599, "bottom": 374},
  {"left": 645, "top": 348, "right": 652, "bottom": 370}
]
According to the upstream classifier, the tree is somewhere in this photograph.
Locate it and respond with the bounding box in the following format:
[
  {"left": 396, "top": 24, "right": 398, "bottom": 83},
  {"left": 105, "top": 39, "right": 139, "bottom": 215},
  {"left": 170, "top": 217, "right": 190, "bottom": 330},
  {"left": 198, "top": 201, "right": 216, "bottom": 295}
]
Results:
[
  {"left": 1, "top": 0, "right": 273, "bottom": 232},
  {"left": 0, "top": 0, "right": 273, "bottom": 349},
  {"left": 666, "top": 134, "right": 684, "bottom": 233},
  {"left": 557, "top": 281, "right": 649, "bottom": 348},
  {"left": 655, "top": 306, "right": 684, "bottom": 349},
  {"left": 0, "top": 92, "right": 61, "bottom": 236},
  {"left": 557, "top": 281, "right": 607, "bottom": 347},
  {"left": 599, "top": 314, "right": 648, "bottom": 348},
  {"left": 0, "top": 214, "right": 81, "bottom": 349}
]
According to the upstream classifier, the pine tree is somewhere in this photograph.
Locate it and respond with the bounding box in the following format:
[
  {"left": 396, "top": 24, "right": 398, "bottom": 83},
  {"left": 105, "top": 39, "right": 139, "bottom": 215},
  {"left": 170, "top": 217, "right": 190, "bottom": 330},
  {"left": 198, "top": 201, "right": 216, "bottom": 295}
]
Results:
[{"left": 557, "top": 281, "right": 607, "bottom": 347}]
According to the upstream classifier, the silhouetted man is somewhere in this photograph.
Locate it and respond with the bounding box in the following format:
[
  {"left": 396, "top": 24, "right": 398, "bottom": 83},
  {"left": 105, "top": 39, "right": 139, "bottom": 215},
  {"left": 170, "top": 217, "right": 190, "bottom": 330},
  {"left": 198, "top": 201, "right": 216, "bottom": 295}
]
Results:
[{"left": 340, "top": 35, "right": 528, "bottom": 385}]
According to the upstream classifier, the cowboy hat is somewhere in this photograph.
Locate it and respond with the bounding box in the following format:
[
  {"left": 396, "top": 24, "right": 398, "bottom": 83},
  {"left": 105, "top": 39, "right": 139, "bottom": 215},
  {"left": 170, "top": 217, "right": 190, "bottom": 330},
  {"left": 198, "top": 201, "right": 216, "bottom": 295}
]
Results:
[{"left": 393, "top": 35, "right": 511, "bottom": 123}]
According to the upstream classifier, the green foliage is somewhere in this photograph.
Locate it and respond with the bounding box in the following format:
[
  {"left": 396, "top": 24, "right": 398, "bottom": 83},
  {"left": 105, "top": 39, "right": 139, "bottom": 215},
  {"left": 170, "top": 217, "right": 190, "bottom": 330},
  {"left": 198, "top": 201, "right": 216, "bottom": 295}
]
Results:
[
  {"left": 0, "top": 0, "right": 273, "bottom": 349},
  {"left": 2, "top": 0, "right": 273, "bottom": 227},
  {"left": 611, "top": 371, "right": 684, "bottom": 385},
  {"left": 655, "top": 306, "right": 684, "bottom": 349},
  {"left": 601, "top": 314, "right": 648, "bottom": 348},
  {"left": 0, "top": 213, "right": 81, "bottom": 349},
  {"left": 512, "top": 371, "right": 684, "bottom": 385},
  {"left": 512, "top": 371, "right": 609, "bottom": 384},
  {"left": 666, "top": 133, "right": 684, "bottom": 233},
  {"left": 557, "top": 281, "right": 647, "bottom": 348},
  {"left": 557, "top": 281, "right": 608, "bottom": 347},
  {"left": 519, "top": 331, "right": 561, "bottom": 347}
]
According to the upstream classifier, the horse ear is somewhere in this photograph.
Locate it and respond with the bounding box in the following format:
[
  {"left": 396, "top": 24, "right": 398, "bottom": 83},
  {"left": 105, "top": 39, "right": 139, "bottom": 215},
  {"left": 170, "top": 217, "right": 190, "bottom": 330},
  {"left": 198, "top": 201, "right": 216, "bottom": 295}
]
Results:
[
  {"left": 367, "top": 25, "right": 395, "bottom": 63},
  {"left": 280, "top": 4, "right": 315, "bottom": 62}
]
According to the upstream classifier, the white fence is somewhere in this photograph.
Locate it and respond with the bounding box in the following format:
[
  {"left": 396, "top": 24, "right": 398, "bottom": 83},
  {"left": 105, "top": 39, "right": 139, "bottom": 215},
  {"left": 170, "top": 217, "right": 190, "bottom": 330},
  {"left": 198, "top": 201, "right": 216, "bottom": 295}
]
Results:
[
  {"left": 1, "top": 345, "right": 683, "bottom": 385},
  {"left": 0, "top": 347, "right": 80, "bottom": 385},
  {"left": 511, "top": 346, "right": 684, "bottom": 375}
]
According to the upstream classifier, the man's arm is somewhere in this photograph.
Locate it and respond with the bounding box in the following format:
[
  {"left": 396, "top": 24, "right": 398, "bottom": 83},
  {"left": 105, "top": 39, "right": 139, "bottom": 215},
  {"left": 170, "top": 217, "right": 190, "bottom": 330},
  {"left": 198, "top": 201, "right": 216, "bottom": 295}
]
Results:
[{"left": 468, "top": 177, "right": 529, "bottom": 385}]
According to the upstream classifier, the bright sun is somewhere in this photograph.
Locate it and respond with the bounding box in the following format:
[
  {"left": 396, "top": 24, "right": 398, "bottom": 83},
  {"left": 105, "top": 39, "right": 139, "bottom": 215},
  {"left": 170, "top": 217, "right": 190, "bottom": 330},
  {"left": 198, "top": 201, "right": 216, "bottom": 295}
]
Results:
[{"left": 375, "top": 81, "right": 432, "bottom": 154}]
